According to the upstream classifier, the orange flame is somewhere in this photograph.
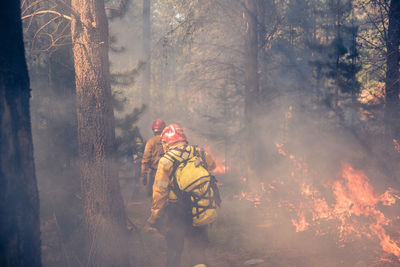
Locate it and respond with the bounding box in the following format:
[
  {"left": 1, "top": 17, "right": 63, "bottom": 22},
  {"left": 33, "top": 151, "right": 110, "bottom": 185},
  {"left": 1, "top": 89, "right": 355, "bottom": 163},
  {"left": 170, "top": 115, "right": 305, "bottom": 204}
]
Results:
[
  {"left": 203, "top": 145, "right": 229, "bottom": 174},
  {"left": 235, "top": 191, "right": 261, "bottom": 207},
  {"left": 292, "top": 210, "right": 309, "bottom": 232},
  {"left": 213, "top": 159, "right": 228, "bottom": 174},
  {"left": 273, "top": 143, "right": 400, "bottom": 261},
  {"left": 275, "top": 143, "right": 287, "bottom": 156},
  {"left": 233, "top": 143, "right": 400, "bottom": 261},
  {"left": 336, "top": 163, "right": 400, "bottom": 259}
]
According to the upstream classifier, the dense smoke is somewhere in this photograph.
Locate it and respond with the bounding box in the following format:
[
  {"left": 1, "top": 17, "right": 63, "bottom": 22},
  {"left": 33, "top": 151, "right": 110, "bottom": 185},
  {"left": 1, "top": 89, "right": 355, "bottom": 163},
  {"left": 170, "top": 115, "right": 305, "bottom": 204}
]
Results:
[{"left": 23, "top": 0, "right": 400, "bottom": 266}]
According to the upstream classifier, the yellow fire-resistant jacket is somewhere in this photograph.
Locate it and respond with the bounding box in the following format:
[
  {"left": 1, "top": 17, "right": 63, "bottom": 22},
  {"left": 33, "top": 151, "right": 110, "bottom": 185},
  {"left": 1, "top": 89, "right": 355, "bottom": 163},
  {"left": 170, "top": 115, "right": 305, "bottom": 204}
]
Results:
[
  {"left": 141, "top": 135, "right": 164, "bottom": 175},
  {"left": 147, "top": 142, "right": 216, "bottom": 225}
]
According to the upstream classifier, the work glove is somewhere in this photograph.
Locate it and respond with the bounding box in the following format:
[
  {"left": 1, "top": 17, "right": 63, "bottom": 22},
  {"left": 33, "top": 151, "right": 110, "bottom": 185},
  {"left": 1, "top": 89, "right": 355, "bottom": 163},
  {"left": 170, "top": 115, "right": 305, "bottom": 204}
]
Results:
[
  {"left": 143, "top": 222, "right": 157, "bottom": 233},
  {"left": 144, "top": 216, "right": 160, "bottom": 233},
  {"left": 141, "top": 173, "right": 147, "bottom": 185}
]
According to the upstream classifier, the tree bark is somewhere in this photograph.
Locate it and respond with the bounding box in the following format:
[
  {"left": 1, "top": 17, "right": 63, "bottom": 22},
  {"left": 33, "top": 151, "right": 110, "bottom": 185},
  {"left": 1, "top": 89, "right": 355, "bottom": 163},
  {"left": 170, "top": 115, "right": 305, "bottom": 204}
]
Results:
[
  {"left": 0, "top": 1, "right": 41, "bottom": 266},
  {"left": 70, "top": 0, "right": 130, "bottom": 266},
  {"left": 385, "top": 0, "right": 400, "bottom": 143},
  {"left": 244, "top": 0, "right": 263, "bottom": 175},
  {"left": 142, "top": 0, "right": 151, "bottom": 107},
  {"left": 244, "top": 0, "right": 259, "bottom": 126}
]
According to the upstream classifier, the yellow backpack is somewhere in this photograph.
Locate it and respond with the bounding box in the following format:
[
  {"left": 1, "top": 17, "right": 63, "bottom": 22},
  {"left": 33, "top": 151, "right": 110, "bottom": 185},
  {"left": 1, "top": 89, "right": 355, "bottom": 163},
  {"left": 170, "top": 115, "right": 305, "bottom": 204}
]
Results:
[{"left": 164, "top": 145, "right": 221, "bottom": 226}]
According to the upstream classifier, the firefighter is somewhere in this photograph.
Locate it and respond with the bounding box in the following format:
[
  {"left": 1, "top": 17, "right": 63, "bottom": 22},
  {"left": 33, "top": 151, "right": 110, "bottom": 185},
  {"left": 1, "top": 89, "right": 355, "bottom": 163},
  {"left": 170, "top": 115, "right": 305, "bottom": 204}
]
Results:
[
  {"left": 140, "top": 118, "right": 166, "bottom": 197},
  {"left": 130, "top": 123, "right": 145, "bottom": 175},
  {"left": 145, "top": 124, "right": 216, "bottom": 267}
]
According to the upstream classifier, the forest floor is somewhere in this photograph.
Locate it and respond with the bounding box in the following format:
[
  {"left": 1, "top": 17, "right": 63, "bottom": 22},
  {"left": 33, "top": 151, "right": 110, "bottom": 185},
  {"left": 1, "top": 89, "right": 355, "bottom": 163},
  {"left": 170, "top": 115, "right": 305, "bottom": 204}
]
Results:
[{"left": 38, "top": 168, "right": 400, "bottom": 267}]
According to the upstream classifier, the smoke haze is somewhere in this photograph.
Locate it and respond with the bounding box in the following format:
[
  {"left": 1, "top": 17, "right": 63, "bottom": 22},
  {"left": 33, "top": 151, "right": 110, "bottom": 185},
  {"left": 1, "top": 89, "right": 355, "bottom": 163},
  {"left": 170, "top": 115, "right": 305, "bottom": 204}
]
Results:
[{"left": 23, "top": 0, "right": 400, "bottom": 266}]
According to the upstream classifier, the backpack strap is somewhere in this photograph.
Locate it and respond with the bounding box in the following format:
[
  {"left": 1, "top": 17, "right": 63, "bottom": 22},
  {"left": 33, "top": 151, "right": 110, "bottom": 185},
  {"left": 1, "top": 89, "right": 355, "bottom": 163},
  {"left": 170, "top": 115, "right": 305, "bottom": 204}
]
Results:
[
  {"left": 210, "top": 175, "right": 221, "bottom": 207},
  {"left": 194, "top": 147, "right": 222, "bottom": 207},
  {"left": 165, "top": 145, "right": 191, "bottom": 197},
  {"left": 166, "top": 145, "right": 198, "bottom": 171},
  {"left": 182, "top": 175, "right": 209, "bottom": 191},
  {"left": 188, "top": 181, "right": 216, "bottom": 218},
  {"left": 193, "top": 146, "right": 208, "bottom": 170}
]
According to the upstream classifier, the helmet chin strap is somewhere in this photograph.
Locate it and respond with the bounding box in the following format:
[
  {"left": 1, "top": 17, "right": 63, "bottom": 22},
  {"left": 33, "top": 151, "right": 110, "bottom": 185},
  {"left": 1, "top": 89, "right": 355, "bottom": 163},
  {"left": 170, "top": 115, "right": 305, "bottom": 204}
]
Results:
[{"left": 162, "top": 142, "right": 168, "bottom": 152}]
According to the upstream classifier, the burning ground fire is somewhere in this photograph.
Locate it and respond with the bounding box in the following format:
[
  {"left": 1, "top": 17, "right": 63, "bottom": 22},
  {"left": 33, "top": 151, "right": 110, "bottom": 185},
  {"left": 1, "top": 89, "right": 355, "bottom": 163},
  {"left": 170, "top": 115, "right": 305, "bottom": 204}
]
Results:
[
  {"left": 234, "top": 143, "right": 400, "bottom": 263},
  {"left": 213, "top": 158, "right": 228, "bottom": 174},
  {"left": 203, "top": 145, "right": 229, "bottom": 174}
]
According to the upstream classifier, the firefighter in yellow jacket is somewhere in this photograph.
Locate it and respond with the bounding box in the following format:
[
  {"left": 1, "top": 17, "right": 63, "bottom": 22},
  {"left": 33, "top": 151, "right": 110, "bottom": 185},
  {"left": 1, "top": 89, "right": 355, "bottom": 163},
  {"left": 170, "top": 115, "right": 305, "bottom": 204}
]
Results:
[
  {"left": 146, "top": 124, "right": 216, "bottom": 267},
  {"left": 141, "top": 118, "right": 166, "bottom": 197}
]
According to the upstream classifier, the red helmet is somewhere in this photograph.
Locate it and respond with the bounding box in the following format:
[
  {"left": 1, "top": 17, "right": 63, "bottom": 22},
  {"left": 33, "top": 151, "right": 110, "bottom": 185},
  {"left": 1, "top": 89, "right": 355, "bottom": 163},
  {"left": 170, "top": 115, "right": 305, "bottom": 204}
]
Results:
[
  {"left": 160, "top": 124, "right": 187, "bottom": 146},
  {"left": 152, "top": 119, "right": 166, "bottom": 133}
]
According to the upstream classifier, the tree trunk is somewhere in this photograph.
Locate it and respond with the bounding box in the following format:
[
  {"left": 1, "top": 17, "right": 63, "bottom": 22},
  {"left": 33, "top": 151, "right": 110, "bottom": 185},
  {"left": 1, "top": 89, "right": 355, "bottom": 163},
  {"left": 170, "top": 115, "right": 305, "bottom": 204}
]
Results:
[
  {"left": 244, "top": 0, "right": 262, "bottom": 176},
  {"left": 244, "top": 0, "right": 259, "bottom": 125},
  {"left": 332, "top": 0, "right": 341, "bottom": 111},
  {"left": 70, "top": 0, "right": 130, "bottom": 266},
  {"left": 0, "top": 1, "right": 41, "bottom": 266},
  {"left": 142, "top": 0, "right": 151, "bottom": 108},
  {"left": 385, "top": 0, "right": 400, "bottom": 143}
]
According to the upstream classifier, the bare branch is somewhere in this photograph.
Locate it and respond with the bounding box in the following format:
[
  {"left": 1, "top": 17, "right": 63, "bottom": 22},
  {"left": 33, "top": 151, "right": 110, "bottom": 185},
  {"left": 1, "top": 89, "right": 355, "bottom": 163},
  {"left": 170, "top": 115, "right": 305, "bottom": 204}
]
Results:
[
  {"left": 21, "top": 0, "right": 44, "bottom": 16},
  {"left": 31, "top": 15, "right": 60, "bottom": 50},
  {"left": 22, "top": 10, "right": 72, "bottom": 21}
]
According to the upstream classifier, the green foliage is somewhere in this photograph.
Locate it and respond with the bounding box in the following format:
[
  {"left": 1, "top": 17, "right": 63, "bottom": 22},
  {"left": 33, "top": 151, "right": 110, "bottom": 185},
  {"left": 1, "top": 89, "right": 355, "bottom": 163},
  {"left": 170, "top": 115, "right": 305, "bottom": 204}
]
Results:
[{"left": 308, "top": 0, "right": 361, "bottom": 100}]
